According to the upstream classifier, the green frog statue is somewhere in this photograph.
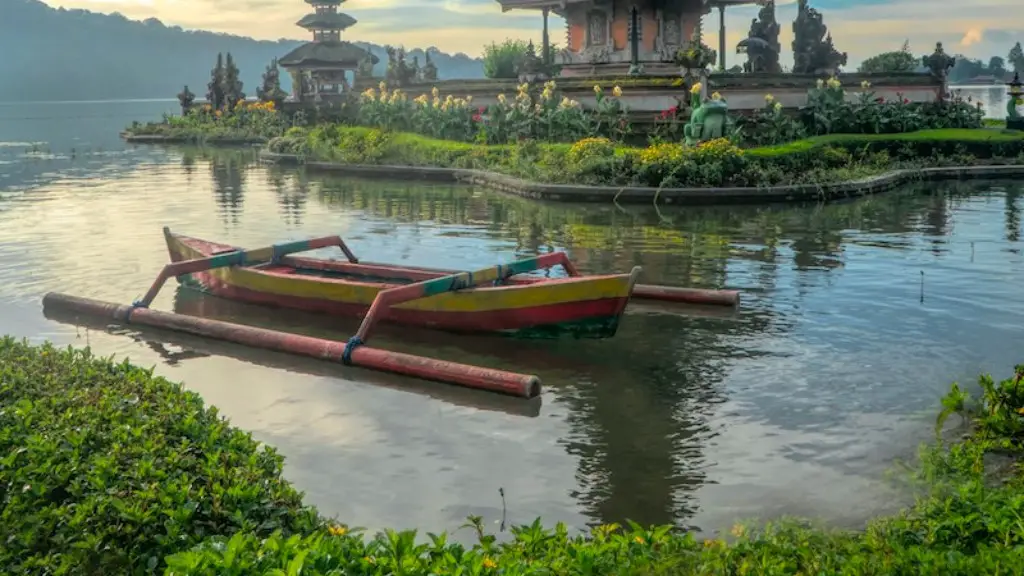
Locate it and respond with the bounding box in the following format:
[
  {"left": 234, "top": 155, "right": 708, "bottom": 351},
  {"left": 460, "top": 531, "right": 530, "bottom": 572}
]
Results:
[{"left": 683, "top": 82, "right": 734, "bottom": 146}]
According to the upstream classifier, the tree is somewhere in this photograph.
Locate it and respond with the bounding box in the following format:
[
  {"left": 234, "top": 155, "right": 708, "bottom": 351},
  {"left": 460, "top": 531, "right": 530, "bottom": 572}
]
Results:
[
  {"left": 858, "top": 50, "right": 917, "bottom": 73},
  {"left": 256, "top": 58, "right": 287, "bottom": 107},
  {"left": 1010, "top": 42, "right": 1024, "bottom": 74},
  {"left": 989, "top": 56, "right": 1007, "bottom": 79},
  {"left": 206, "top": 53, "right": 225, "bottom": 110},
  {"left": 220, "top": 52, "right": 245, "bottom": 109}
]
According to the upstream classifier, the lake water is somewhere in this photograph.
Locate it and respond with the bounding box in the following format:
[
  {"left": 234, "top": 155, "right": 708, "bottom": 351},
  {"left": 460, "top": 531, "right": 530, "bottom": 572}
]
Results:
[{"left": 1, "top": 97, "right": 1022, "bottom": 539}]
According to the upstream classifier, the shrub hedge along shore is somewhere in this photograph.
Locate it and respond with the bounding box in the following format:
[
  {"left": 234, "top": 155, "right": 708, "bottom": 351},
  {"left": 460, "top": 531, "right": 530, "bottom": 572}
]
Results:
[
  {"left": 265, "top": 126, "right": 1024, "bottom": 189},
  {"left": 3, "top": 337, "right": 1024, "bottom": 574}
]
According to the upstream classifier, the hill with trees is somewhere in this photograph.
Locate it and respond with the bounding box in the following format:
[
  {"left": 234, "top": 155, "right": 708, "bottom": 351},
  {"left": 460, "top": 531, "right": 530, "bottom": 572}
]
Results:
[{"left": 0, "top": 0, "right": 484, "bottom": 102}]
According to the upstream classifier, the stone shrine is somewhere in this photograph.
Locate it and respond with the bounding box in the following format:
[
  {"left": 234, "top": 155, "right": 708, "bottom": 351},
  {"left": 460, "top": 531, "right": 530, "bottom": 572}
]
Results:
[{"left": 495, "top": 0, "right": 766, "bottom": 77}]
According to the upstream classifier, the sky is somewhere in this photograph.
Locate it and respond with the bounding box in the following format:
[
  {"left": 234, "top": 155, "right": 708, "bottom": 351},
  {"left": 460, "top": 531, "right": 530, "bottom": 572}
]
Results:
[{"left": 38, "top": 0, "right": 1024, "bottom": 66}]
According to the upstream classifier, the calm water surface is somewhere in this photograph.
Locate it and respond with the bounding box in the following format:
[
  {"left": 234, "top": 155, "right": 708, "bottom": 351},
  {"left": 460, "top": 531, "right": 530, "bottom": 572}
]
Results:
[{"left": 1, "top": 100, "right": 1023, "bottom": 539}]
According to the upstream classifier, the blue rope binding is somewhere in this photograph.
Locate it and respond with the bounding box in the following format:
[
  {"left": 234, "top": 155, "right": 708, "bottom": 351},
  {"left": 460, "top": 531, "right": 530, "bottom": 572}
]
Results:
[{"left": 342, "top": 336, "right": 363, "bottom": 365}]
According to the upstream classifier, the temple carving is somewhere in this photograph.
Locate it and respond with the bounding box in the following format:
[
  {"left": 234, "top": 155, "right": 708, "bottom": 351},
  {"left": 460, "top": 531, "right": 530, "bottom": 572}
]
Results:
[{"left": 496, "top": 0, "right": 765, "bottom": 76}]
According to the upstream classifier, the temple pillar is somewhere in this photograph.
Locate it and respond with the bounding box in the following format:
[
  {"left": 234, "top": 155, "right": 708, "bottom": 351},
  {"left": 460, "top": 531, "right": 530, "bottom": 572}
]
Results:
[
  {"left": 542, "top": 7, "right": 550, "bottom": 65},
  {"left": 717, "top": 4, "right": 726, "bottom": 70}
]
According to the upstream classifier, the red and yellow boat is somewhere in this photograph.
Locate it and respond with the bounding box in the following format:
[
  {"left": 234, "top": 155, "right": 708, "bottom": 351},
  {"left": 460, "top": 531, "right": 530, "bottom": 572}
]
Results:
[{"left": 164, "top": 228, "right": 642, "bottom": 339}]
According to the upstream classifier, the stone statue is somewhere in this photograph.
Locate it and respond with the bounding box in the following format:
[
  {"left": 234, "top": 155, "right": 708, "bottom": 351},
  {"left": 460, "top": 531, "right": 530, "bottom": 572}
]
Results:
[
  {"left": 922, "top": 42, "right": 955, "bottom": 80},
  {"left": 517, "top": 40, "right": 547, "bottom": 83},
  {"left": 737, "top": 1, "right": 781, "bottom": 73},
  {"left": 791, "top": 0, "right": 847, "bottom": 74},
  {"left": 177, "top": 85, "right": 195, "bottom": 115},
  {"left": 410, "top": 56, "right": 421, "bottom": 82},
  {"left": 674, "top": 18, "right": 716, "bottom": 73},
  {"left": 422, "top": 51, "right": 438, "bottom": 82},
  {"left": 385, "top": 45, "right": 416, "bottom": 87},
  {"left": 357, "top": 52, "right": 375, "bottom": 78},
  {"left": 684, "top": 90, "right": 733, "bottom": 146}
]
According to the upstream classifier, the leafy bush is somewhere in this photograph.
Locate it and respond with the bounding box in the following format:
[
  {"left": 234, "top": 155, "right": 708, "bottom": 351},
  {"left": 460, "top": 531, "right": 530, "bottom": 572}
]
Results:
[
  {"left": 0, "top": 338, "right": 321, "bottom": 575},
  {"left": 481, "top": 39, "right": 558, "bottom": 79},
  {"left": 4, "top": 339, "right": 1024, "bottom": 575},
  {"left": 127, "top": 100, "right": 289, "bottom": 143},
  {"left": 270, "top": 125, "right": 1024, "bottom": 189},
  {"left": 356, "top": 80, "right": 628, "bottom": 145}
]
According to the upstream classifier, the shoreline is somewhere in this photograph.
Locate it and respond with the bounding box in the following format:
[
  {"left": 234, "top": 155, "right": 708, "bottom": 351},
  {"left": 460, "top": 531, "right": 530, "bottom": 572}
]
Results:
[
  {"left": 258, "top": 151, "right": 1024, "bottom": 205},
  {"left": 3, "top": 338, "right": 1022, "bottom": 572},
  {"left": 119, "top": 131, "right": 267, "bottom": 145}
]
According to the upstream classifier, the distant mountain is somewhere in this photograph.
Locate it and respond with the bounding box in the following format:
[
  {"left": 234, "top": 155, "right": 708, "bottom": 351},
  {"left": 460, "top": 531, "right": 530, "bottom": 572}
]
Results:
[{"left": 0, "top": 0, "right": 485, "bottom": 102}]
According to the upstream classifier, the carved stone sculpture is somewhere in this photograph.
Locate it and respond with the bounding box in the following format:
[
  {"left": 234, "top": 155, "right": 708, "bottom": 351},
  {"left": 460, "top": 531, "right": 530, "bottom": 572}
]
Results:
[
  {"left": 737, "top": 0, "right": 781, "bottom": 73},
  {"left": 177, "top": 85, "right": 195, "bottom": 115},
  {"left": 422, "top": 52, "right": 438, "bottom": 82},
  {"left": 385, "top": 45, "right": 416, "bottom": 87},
  {"left": 791, "top": 0, "right": 847, "bottom": 74},
  {"left": 357, "top": 52, "right": 375, "bottom": 78},
  {"left": 684, "top": 90, "right": 733, "bottom": 146}
]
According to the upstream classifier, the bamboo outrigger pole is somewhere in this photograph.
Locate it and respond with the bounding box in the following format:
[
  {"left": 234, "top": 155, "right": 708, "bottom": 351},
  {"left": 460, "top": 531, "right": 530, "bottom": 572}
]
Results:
[{"left": 43, "top": 237, "right": 556, "bottom": 398}]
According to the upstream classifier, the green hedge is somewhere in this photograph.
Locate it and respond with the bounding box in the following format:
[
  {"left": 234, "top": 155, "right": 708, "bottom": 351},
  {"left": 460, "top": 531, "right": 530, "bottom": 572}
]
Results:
[
  {"left": 0, "top": 338, "right": 321, "bottom": 574},
  {"left": 4, "top": 338, "right": 1024, "bottom": 575},
  {"left": 269, "top": 126, "right": 1024, "bottom": 189}
]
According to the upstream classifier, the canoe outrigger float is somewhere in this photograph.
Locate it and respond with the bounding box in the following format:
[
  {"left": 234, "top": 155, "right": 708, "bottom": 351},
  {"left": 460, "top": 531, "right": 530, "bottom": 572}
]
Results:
[{"left": 42, "top": 228, "right": 740, "bottom": 398}]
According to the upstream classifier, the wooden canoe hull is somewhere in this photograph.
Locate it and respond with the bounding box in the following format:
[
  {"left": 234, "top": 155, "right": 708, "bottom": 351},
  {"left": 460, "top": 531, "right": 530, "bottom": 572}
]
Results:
[{"left": 165, "top": 231, "right": 641, "bottom": 339}]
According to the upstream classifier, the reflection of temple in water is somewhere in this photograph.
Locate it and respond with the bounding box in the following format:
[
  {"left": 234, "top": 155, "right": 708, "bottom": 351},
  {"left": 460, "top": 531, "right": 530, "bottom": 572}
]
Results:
[
  {"left": 268, "top": 168, "right": 310, "bottom": 226},
  {"left": 1006, "top": 184, "right": 1021, "bottom": 244},
  {"left": 210, "top": 154, "right": 247, "bottom": 224}
]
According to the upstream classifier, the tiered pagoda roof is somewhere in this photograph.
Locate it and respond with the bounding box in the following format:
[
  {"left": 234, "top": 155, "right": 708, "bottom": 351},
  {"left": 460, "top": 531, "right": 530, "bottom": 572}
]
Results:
[{"left": 278, "top": 0, "right": 377, "bottom": 70}]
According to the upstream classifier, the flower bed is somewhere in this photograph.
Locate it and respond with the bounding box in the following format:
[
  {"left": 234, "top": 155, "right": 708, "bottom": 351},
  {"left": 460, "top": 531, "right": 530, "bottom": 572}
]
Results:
[
  {"left": 126, "top": 100, "right": 288, "bottom": 144},
  {"left": 268, "top": 126, "right": 1024, "bottom": 190},
  {"left": 2, "top": 337, "right": 1024, "bottom": 574}
]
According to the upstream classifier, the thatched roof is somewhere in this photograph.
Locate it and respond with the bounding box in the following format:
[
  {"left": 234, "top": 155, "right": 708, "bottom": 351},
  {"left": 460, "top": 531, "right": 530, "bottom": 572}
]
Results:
[
  {"left": 296, "top": 12, "right": 357, "bottom": 30},
  {"left": 278, "top": 41, "right": 377, "bottom": 68}
]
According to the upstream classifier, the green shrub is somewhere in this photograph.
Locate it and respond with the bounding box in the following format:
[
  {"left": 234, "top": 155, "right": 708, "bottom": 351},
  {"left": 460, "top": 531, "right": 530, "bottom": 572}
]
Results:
[
  {"left": 3, "top": 338, "right": 1024, "bottom": 575},
  {"left": 272, "top": 126, "right": 1024, "bottom": 189},
  {"left": 0, "top": 338, "right": 321, "bottom": 575}
]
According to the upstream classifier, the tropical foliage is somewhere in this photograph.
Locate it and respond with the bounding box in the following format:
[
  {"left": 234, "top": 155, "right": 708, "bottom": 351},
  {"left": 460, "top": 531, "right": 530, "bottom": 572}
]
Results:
[
  {"left": 358, "top": 80, "right": 629, "bottom": 144},
  {"left": 4, "top": 338, "right": 1024, "bottom": 575},
  {"left": 269, "top": 125, "right": 1024, "bottom": 190}
]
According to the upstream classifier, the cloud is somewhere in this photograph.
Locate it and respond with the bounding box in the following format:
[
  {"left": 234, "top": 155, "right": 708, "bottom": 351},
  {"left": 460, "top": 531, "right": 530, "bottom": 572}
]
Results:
[{"left": 40, "top": 0, "right": 1024, "bottom": 61}]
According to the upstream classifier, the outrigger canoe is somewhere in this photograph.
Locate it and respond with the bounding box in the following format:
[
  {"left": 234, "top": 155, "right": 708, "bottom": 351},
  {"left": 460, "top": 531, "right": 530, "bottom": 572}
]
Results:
[{"left": 164, "top": 228, "right": 642, "bottom": 339}]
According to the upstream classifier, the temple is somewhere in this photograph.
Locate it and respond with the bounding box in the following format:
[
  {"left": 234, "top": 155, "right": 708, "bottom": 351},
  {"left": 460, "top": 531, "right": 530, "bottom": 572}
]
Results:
[
  {"left": 495, "top": 0, "right": 765, "bottom": 76},
  {"left": 278, "top": 0, "right": 378, "bottom": 102}
]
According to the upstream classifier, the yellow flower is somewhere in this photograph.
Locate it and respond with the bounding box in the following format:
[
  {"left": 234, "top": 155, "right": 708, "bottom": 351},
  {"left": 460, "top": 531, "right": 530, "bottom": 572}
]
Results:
[
  {"left": 328, "top": 524, "right": 348, "bottom": 536},
  {"left": 816, "top": 78, "right": 824, "bottom": 89},
  {"left": 559, "top": 96, "right": 573, "bottom": 109},
  {"left": 711, "top": 91, "right": 722, "bottom": 101},
  {"left": 517, "top": 82, "right": 530, "bottom": 94},
  {"left": 431, "top": 86, "right": 440, "bottom": 98},
  {"left": 497, "top": 93, "right": 507, "bottom": 104},
  {"left": 826, "top": 77, "right": 841, "bottom": 90},
  {"left": 379, "top": 81, "right": 387, "bottom": 91},
  {"left": 690, "top": 82, "right": 702, "bottom": 94},
  {"left": 593, "top": 84, "right": 603, "bottom": 94},
  {"left": 1017, "top": 406, "right": 1024, "bottom": 415},
  {"left": 482, "top": 557, "right": 498, "bottom": 569},
  {"left": 466, "top": 95, "right": 473, "bottom": 104},
  {"left": 773, "top": 101, "right": 783, "bottom": 112},
  {"left": 541, "top": 87, "right": 553, "bottom": 100},
  {"left": 633, "top": 535, "right": 644, "bottom": 544},
  {"left": 764, "top": 93, "right": 774, "bottom": 103},
  {"left": 612, "top": 85, "right": 623, "bottom": 97},
  {"left": 730, "top": 523, "right": 746, "bottom": 538},
  {"left": 364, "top": 556, "right": 376, "bottom": 564},
  {"left": 861, "top": 80, "right": 871, "bottom": 90},
  {"left": 414, "top": 94, "right": 428, "bottom": 105}
]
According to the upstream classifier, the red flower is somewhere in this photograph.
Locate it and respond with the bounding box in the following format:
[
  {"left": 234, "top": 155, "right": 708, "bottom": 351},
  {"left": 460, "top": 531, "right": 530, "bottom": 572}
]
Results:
[
  {"left": 478, "top": 106, "right": 486, "bottom": 113},
  {"left": 875, "top": 97, "right": 885, "bottom": 103},
  {"left": 472, "top": 113, "right": 482, "bottom": 122},
  {"left": 903, "top": 98, "right": 910, "bottom": 104}
]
